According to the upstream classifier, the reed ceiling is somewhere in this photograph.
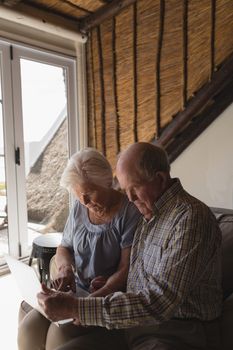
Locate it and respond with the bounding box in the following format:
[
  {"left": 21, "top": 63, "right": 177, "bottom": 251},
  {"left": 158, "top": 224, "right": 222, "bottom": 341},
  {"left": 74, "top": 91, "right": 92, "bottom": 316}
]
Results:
[
  {"left": 1, "top": 0, "right": 233, "bottom": 169},
  {"left": 85, "top": 0, "right": 233, "bottom": 169},
  {"left": 0, "top": 0, "right": 116, "bottom": 23}
]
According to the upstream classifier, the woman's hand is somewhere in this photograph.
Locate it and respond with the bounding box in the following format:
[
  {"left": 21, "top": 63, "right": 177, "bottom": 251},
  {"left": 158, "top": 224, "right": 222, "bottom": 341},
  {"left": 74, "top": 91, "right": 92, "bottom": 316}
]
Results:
[
  {"left": 37, "top": 284, "right": 79, "bottom": 322},
  {"left": 89, "top": 276, "right": 108, "bottom": 293},
  {"left": 51, "top": 265, "right": 76, "bottom": 292},
  {"left": 89, "top": 247, "right": 131, "bottom": 297}
]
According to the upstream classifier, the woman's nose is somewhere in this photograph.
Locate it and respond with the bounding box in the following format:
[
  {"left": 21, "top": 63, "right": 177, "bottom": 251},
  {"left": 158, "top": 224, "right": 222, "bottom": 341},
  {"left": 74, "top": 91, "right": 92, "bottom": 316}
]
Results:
[{"left": 82, "top": 194, "right": 90, "bottom": 205}]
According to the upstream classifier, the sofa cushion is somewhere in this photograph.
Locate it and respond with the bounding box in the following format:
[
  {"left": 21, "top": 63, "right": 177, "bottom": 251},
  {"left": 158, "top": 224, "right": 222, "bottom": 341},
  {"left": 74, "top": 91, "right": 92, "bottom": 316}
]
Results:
[
  {"left": 221, "top": 292, "right": 233, "bottom": 349},
  {"left": 211, "top": 207, "right": 233, "bottom": 299}
]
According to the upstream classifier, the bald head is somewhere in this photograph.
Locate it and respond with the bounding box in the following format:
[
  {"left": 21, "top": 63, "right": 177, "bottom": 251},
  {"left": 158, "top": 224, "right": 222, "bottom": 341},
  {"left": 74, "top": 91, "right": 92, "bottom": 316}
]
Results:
[
  {"left": 116, "top": 143, "right": 171, "bottom": 219},
  {"left": 116, "top": 142, "right": 170, "bottom": 182}
]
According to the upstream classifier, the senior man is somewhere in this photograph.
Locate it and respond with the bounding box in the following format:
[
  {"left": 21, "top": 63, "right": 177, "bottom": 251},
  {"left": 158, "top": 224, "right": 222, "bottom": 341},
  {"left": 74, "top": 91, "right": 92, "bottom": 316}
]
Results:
[{"left": 38, "top": 142, "right": 222, "bottom": 350}]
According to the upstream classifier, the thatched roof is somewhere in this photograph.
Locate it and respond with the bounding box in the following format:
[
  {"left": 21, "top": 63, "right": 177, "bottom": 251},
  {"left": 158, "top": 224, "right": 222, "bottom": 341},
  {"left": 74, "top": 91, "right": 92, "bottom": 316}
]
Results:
[
  {"left": 0, "top": 0, "right": 232, "bottom": 237},
  {"left": 2, "top": 0, "right": 233, "bottom": 166},
  {"left": 86, "top": 0, "right": 233, "bottom": 168},
  {"left": 26, "top": 119, "right": 69, "bottom": 233}
]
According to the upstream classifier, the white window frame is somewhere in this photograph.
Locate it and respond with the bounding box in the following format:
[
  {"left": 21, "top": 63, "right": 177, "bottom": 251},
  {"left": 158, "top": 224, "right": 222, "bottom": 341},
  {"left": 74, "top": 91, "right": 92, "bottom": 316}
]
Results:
[
  {"left": 0, "top": 39, "right": 81, "bottom": 257},
  {"left": 0, "top": 41, "right": 19, "bottom": 257}
]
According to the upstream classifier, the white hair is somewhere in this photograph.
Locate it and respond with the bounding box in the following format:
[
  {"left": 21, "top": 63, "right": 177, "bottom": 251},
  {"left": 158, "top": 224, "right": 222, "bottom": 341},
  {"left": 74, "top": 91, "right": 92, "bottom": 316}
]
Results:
[{"left": 60, "top": 148, "right": 113, "bottom": 191}]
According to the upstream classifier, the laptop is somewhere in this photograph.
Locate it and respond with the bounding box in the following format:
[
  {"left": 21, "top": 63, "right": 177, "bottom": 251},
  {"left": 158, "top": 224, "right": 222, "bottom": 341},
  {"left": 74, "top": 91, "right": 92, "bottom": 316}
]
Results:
[{"left": 5, "top": 255, "right": 88, "bottom": 326}]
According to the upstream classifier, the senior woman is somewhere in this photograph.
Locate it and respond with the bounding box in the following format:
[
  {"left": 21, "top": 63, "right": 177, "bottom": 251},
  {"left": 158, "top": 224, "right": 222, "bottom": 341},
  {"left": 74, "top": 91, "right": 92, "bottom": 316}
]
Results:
[{"left": 18, "top": 147, "right": 141, "bottom": 350}]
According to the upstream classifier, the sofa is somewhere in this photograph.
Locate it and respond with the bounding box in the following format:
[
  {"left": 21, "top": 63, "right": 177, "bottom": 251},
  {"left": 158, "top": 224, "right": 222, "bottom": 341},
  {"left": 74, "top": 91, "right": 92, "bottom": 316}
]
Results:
[
  {"left": 18, "top": 207, "right": 233, "bottom": 349},
  {"left": 212, "top": 207, "right": 233, "bottom": 350}
]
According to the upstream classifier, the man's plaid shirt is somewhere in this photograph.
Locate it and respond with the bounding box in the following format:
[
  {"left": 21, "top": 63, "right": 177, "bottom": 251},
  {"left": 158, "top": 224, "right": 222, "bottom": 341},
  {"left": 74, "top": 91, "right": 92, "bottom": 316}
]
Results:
[{"left": 78, "top": 179, "right": 222, "bottom": 329}]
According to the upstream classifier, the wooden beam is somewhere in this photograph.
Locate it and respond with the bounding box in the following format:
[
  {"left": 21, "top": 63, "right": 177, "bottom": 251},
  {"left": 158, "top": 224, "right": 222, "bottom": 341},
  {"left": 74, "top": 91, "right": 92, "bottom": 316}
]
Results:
[
  {"left": 0, "top": 4, "right": 87, "bottom": 43},
  {"left": 156, "top": 53, "right": 233, "bottom": 148},
  {"left": 156, "top": 0, "right": 165, "bottom": 137},
  {"left": 79, "top": 0, "right": 138, "bottom": 33},
  {"left": 166, "top": 79, "right": 233, "bottom": 162},
  {"left": 2, "top": 0, "right": 22, "bottom": 5}
]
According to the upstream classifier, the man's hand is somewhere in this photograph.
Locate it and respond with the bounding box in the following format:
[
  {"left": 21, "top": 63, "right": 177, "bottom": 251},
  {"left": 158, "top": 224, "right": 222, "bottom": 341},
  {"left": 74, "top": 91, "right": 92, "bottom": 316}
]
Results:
[
  {"left": 37, "top": 283, "right": 79, "bottom": 322},
  {"left": 51, "top": 265, "right": 76, "bottom": 292}
]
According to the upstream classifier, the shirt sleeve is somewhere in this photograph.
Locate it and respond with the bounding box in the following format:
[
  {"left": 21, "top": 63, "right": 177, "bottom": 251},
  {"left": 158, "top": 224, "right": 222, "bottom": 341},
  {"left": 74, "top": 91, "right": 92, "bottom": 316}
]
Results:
[
  {"left": 61, "top": 200, "right": 78, "bottom": 249},
  {"left": 77, "top": 205, "right": 221, "bottom": 329},
  {"left": 119, "top": 201, "right": 141, "bottom": 249}
]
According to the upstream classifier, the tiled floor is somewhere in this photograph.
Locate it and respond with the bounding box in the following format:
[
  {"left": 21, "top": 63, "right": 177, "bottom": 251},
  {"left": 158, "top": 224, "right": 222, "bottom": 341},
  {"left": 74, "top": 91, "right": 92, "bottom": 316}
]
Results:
[
  {"left": 0, "top": 223, "right": 46, "bottom": 266},
  {"left": 0, "top": 225, "right": 40, "bottom": 349},
  {"left": 0, "top": 273, "right": 23, "bottom": 349},
  {"left": 0, "top": 223, "right": 55, "bottom": 349},
  {"left": 0, "top": 223, "right": 62, "bottom": 349}
]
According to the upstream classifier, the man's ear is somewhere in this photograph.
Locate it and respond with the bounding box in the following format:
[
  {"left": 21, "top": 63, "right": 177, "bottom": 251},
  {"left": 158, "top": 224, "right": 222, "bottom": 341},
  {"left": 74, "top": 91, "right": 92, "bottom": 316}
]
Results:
[{"left": 155, "top": 171, "right": 168, "bottom": 188}]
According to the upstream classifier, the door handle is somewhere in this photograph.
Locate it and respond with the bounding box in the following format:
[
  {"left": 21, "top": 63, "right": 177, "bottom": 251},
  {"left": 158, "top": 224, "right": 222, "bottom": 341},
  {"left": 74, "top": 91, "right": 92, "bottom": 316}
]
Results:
[{"left": 15, "top": 147, "right": 20, "bottom": 165}]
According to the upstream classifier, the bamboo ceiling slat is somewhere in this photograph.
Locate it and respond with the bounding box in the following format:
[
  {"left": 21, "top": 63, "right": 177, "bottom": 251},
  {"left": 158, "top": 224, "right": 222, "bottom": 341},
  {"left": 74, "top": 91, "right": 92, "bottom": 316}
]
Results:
[
  {"left": 137, "top": 0, "right": 159, "bottom": 142},
  {"left": 215, "top": 0, "right": 233, "bottom": 66},
  {"left": 133, "top": 2, "right": 138, "bottom": 142},
  {"left": 69, "top": 0, "right": 104, "bottom": 12},
  {"left": 155, "top": 0, "right": 165, "bottom": 136},
  {"left": 25, "top": 0, "right": 58, "bottom": 6},
  {"left": 187, "top": 0, "right": 211, "bottom": 99},
  {"left": 160, "top": 0, "right": 183, "bottom": 129},
  {"left": 115, "top": 6, "right": 135, "bottom": 151},
  {"left": 86, "top": 35, "right": 95, "bottom": 149},
  {"left": 24, "top": 0, "right": 88, "bottom": 18},
  {"left": 210, "top": 0, "right": 216, "bottom": 78},
  {"left": 97, "top": 25, "right": 106, "bottom": 155},
  {"left": 92, "top": 27, "right": 104, "bottom": 153},
  {"left": 183, "top": 0, "right": 188, "bottom": 106},
  {"left": 100, "top": 18, "right": 118, "bottom": 169},
  {"left": 112, "top": 16, "right": 120, "bottom": 155},
  {"left": 48, "top": 0, "right": 88, "bottom": 17}
]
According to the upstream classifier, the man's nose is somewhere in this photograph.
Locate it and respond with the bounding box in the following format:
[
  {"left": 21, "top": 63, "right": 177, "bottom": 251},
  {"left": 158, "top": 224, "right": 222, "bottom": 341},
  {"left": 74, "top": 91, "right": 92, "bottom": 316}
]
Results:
[{"left": 127, "top": 190, "right": 137, "bottom": 202}]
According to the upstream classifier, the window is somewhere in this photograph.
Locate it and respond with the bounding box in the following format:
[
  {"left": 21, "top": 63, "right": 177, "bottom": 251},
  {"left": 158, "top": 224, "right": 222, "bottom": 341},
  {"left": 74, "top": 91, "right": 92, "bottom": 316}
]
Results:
[{"left": 0, "top": 39, "right": 78, "bottom": 266}]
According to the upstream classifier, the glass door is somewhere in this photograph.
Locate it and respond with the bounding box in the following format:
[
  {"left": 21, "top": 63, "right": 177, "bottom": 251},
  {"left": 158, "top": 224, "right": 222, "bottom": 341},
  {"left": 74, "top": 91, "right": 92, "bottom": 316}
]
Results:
[
  {"left": 0, "top": 53, "right": 9, "bottom": 264},
  {"left": 0, "top": 40, "right": 78, "bottom": 264},
  {"left": 19, "top": 59, "right": 69, "bottom": 251},
  {"left": 0, "top": 41, "right": 19, "bottom": 264}
]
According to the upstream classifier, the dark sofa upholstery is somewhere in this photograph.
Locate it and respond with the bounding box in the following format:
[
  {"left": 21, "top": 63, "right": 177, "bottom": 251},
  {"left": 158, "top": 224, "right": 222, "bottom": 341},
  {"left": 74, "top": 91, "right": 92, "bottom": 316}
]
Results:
[
  {"left": 19, "top": 207, "right": 233, "bottom": 349},
  {"left": 211, "top": 207, "right": 233, "bottom": 350}
]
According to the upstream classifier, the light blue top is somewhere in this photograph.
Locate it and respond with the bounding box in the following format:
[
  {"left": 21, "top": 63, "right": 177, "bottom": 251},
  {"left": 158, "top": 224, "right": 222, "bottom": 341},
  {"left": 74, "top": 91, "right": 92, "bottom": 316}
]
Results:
[{"left": 61, "top": 196, "right": 141, "bottom": 290}]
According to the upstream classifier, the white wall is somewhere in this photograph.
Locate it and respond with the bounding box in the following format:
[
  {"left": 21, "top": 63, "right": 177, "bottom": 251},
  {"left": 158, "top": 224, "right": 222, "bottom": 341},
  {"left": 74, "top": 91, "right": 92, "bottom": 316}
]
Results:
[{"left": 171, "top": 103, "right": 233, "bottom": 209}]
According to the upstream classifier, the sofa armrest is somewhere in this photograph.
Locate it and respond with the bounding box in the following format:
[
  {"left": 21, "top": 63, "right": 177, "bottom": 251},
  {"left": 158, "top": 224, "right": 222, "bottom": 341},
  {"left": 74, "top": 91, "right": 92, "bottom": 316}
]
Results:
[{"left": 221, "top": 293, "right": 233, "bottom": 349}]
